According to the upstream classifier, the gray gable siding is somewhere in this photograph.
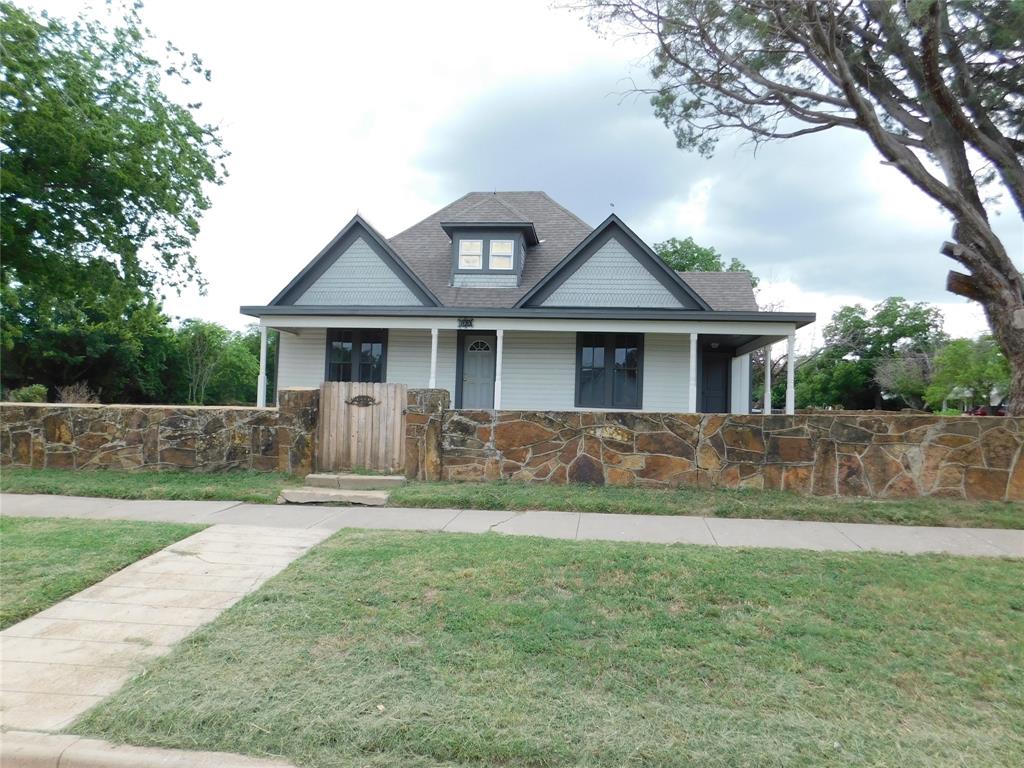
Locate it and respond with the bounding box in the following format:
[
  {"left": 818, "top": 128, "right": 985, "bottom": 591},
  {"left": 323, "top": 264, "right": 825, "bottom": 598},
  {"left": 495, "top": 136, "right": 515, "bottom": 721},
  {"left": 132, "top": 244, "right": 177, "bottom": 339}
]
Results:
[
  {"left": 540, "top": 237, "right": 684, "bottom": 308},
  {"left": 453, "top": 273, "right": 519, "bottom": 288},
  {"left": 294, "top": 236, "right": 423, "bottom": 306}
]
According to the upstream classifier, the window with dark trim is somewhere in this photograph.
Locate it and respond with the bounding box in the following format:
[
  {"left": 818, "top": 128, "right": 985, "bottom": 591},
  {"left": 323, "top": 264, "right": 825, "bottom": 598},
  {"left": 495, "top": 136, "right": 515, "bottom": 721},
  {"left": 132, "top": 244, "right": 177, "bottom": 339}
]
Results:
[
  {"left": 325, "top": 329, "right": 387, "bottom": 383},
  {"left": 576, "top": 333, "right": 643, "bottom": 409}
]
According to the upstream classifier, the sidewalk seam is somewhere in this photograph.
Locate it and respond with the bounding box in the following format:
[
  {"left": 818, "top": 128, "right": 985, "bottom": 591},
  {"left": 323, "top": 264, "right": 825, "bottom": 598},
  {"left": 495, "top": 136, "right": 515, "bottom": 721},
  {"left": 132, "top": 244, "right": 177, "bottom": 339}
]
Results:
[
  {"left": 701, "top": 517, "right": 719, "bottom": 546},
  {"left": 832, "top": 523, "right": 864, "bottom": 551}
]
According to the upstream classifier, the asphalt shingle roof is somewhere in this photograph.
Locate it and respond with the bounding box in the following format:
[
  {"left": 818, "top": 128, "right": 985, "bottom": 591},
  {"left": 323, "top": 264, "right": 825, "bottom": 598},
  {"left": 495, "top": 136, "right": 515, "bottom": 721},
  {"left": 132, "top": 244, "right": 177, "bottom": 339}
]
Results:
[{"left": 386, "top": 191, "right": 760, "bottom": 312}]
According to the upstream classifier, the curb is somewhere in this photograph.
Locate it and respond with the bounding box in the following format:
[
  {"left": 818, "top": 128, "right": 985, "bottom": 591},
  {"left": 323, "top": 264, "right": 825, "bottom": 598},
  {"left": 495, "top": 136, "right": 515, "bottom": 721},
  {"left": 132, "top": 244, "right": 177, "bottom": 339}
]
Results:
[{"left": 0, "top": 731, "right": 294, "bottom": 768}]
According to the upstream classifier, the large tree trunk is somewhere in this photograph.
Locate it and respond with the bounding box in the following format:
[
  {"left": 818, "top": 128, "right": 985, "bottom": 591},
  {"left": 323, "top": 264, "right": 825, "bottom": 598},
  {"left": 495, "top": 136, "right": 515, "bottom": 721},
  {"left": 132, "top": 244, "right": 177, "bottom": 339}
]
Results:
[{"left": 944, "top": 232, "right": 1024, "bottom": 416}]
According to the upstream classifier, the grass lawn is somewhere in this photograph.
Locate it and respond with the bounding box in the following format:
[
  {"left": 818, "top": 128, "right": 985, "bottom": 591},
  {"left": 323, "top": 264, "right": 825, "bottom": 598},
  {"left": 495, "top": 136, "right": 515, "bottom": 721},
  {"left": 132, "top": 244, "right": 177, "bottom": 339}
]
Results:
[
  {"left": 0, "top": 516, "right": 204, "bottom": 629},
  {"left": 73, "top": 530, "right": 1023, "bottom": 767},
  {"left": 0, "top": 467, "right": 302, "bottom": 504},
  {"left": 391, "top": 480, "right": 1024, "bottom": 529},
  {"left": 3, "top": 468, "right": 1020, "bottom": 528}
]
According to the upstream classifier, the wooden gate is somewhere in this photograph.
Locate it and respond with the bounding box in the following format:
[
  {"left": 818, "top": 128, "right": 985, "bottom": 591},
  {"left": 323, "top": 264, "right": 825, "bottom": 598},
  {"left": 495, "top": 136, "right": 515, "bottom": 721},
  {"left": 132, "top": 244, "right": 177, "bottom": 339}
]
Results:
[{"left": 317, "top": 382, "right": 407, "bottom": 473}]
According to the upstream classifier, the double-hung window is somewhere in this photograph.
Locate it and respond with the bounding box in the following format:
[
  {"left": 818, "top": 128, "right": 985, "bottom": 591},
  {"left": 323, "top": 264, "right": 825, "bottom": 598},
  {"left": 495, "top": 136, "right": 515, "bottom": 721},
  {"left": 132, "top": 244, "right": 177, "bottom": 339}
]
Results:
[
  {"left": 458, "top": 239, "right": 483, "bottom": 269},
  {"left": 576, "top": 333, "right": 643, "bottom": 409},
  {"left": 488, "top": 239, "right": 514, "bottom": 270},
  {"left": 326, "top": 329, "right": 387, "bottom": 383}
]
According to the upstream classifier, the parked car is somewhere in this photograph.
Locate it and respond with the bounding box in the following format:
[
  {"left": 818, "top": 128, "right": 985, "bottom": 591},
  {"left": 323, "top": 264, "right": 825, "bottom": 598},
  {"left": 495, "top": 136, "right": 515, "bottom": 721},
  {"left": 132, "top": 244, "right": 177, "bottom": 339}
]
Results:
[{"left": 971, "top": 403, "right": 1007, "bottom": 416}]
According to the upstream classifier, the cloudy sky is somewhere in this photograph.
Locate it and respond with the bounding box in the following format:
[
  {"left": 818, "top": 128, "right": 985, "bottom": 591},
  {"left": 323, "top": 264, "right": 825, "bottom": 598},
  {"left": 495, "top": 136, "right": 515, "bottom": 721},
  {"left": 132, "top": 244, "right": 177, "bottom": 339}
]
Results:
[{"left": 48, "top": 0, "right": 1023, "bottom": 349}]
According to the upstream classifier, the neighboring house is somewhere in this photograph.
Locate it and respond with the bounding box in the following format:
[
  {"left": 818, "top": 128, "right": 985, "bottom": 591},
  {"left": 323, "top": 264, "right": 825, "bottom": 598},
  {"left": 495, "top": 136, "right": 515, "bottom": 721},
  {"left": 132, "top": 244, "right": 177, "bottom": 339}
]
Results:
[{"left": 242, "top": 192, "right": 814, "bottom": 413}]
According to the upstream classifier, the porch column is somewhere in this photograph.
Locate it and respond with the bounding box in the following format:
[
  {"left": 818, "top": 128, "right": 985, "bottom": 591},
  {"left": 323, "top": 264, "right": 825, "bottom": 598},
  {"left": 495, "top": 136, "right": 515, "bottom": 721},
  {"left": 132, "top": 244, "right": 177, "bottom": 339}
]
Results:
[
  {"left": 256, "top": 326, "right": 268, "bottom": 407},
  {"left": 688, "top": 332, "right": 698, "bottom": 413},
  {"left": 785, "top": 332, "right": 796, "bottom": 415},
  {"left": 494, "top": 329, "right": 504, "bottom": 409},
  {"left": 428, "top": 328, "right": 438, "bottom": 388},
  {"left": 763, "top": 344, "right": 771, "bottom": 415}
]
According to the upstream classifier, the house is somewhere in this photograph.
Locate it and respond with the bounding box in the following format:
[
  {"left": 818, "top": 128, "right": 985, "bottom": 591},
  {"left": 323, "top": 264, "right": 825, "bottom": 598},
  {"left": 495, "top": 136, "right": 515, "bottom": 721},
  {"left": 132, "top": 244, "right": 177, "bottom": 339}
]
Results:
[{"left": 242, "top": 192, "right": 814, "bottom": 413}]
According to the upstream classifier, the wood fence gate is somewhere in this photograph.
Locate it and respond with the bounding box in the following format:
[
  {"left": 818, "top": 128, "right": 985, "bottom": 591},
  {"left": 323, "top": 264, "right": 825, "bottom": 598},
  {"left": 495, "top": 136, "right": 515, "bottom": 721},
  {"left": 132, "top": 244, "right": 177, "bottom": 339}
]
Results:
[{"left": 317, "top": 382, "right": 407, "bottom": 474}]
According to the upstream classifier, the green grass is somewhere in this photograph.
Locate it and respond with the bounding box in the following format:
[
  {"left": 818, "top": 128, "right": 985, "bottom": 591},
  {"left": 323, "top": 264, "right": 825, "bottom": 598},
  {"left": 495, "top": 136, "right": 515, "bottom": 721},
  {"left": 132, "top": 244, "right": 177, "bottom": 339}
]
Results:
[
  {"left": 3, "top": 468, "right": 1020, "bottom": 528},
  {"left": 0, "top": 516, "right": 204, "bottom": 629},
  {"left": 391, "top": 480, "right": 1024, "bottom": 529},
  {"left": 0, "top": 468, "right": 302, "bottom": 504},
  {"left": 74, "top": 530, "right": 1023, "bottom": 767}
]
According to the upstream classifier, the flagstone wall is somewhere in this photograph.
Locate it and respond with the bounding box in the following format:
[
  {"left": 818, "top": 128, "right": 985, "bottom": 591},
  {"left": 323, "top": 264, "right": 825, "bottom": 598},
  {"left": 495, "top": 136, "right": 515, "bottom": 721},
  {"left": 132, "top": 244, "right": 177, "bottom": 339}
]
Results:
[
  {"left": 439, "top": 410, "right": 1024, "bottom": 502},
  {"left": 0, "top": 388, "right": 319, "bottom": 475}
]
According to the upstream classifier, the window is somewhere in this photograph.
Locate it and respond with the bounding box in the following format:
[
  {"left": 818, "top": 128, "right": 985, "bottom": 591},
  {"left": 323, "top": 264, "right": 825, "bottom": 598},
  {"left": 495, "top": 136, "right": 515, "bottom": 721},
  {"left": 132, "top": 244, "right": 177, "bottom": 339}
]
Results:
[
  {"left": 576, "top": 333, "right": 642, "bottom": 409},
  {"left": 488, "top": 239, "right": 514, "bottom": 270},
  {"left": 468, "top": 340, "right": 491, "bottom": 352},
  {"left": 458, "top": 239, "right": 483, "bottom": 269},
  {"left": 326, "top": 329, "right": 387, "bottom": 382}
]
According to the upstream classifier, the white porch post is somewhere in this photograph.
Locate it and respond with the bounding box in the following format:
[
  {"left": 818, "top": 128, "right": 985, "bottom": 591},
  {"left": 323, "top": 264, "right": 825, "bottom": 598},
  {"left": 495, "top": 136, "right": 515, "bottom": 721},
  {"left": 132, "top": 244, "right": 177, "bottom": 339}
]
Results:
[
  {"left": 428, "top": 328, "right": 438, "bottom": 388},
  {"left": 256, "top": 326, "right": 268, "bottom": 407},
  {"left": 763, "top": 344, "right": 772, "bottom": 415},
  {"left": 688, "top": 332, "right": 698, "bottom": 413},
  {"left": 785, "top": 332, "right": 796, "bottom": 415},
  {"left": 494, "top": 329, "right": 504, "bottom": 409}
]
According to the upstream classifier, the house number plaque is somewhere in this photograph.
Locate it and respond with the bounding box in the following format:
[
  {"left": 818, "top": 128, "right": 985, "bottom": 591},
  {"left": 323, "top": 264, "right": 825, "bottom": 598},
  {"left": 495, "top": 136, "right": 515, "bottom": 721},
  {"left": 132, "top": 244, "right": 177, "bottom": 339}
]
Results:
[
  {"left": 458, "top": 317, "right": 474, "bottom": 328},
  {"left": 346, "top": 395, "right": 378, "bottom": 407}
]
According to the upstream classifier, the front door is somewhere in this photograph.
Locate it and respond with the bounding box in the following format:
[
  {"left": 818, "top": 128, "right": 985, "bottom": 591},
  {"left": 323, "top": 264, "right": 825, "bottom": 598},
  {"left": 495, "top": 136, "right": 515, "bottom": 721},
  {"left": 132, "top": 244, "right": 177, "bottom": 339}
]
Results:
[
  {"left": 700, "top": 352, "right": 730, "bottom": 413},
  {"left": 461, "top": 334, "right": 495, "bottom": 408}
]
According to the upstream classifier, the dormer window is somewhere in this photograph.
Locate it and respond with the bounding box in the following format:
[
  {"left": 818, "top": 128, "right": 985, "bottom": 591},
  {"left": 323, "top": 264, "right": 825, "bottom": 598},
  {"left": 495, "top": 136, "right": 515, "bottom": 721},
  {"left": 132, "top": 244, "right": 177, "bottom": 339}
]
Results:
[
  {"left": 489, "top": 239, "right": 514, "bottom": 270},
  {"left": 458, "top": 239, "right": 483, "bottom": 269}
]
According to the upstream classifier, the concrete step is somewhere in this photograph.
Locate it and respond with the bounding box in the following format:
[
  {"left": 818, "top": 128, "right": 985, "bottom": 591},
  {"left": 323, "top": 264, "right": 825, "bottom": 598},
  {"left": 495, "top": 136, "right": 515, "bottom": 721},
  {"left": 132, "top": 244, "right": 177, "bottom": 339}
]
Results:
[
  {"left": 278, "top": 488, "right": 389, "bottom": 506},
  {"left": 304, "top": 473, "right": 406, "bottom": 491}
]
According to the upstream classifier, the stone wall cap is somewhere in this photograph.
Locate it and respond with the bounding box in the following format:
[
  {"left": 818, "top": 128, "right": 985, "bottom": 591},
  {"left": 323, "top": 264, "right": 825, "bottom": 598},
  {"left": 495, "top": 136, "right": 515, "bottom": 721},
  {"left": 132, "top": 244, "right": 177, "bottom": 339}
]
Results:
[{"left": 0, "top": 401, "right": 276, "bottom": 411}]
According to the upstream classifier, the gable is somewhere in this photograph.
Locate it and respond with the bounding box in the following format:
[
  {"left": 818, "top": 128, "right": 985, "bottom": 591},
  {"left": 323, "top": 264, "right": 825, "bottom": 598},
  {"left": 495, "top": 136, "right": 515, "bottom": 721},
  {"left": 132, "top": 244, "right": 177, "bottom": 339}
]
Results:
[
  {"left": 519, "top": 215, "right": 710, "bottom": 310},
  {"left": 540, "top": 236, "right": 684, "bottom": 308},
  {"left": 294, "top": 236, "right": 422, "bottom": 306},
  {"left": 271, "top": 215, "right": 438, "bottom": 307}
]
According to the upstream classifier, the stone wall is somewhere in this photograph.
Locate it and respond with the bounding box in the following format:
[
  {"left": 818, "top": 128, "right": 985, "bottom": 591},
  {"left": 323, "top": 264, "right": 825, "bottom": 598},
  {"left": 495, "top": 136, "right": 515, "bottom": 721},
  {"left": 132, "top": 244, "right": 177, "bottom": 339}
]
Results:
[
  {"left": 0, "top": 387, "right": 319, "bottom": 475},
  {"left": 405, "top": 389, "right": 450, "bottom": 481},
  {"left": 440, "top": 410, "right": 1024, "bottom": 502}
]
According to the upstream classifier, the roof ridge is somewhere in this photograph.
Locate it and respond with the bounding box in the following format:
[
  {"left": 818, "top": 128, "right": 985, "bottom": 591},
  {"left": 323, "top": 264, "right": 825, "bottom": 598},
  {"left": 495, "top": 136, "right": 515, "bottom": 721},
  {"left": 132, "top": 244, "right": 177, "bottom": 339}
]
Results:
[
  {"left": 536, "top": 190, "right": 592, "bottom": 230},
  {"left": 387, "top": 191, "right": 476, "bottom": 242},
  {"left": 452, "top": 194, "right": 530, "bottom": 222}
]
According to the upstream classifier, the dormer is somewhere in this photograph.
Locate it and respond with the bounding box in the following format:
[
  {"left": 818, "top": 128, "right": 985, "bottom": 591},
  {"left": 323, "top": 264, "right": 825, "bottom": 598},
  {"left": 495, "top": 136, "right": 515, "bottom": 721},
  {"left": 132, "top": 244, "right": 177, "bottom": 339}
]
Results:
[{"left": 440, "top": 196, "right": 539, "bottom": 287}]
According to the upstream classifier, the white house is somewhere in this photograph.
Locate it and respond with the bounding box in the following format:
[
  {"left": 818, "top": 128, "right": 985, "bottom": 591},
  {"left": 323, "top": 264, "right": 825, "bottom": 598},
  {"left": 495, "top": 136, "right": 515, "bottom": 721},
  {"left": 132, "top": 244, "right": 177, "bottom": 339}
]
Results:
[{"left": 242, "top": 192, "right": 814, "bottom": 413}]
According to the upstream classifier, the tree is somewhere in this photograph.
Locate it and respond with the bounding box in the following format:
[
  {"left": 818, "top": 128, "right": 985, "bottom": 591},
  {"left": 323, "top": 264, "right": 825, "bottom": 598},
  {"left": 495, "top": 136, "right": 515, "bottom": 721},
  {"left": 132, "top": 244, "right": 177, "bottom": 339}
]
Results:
[
  {"left": 654, "top": 236, "right": 759, "bottom": 287},
  {"left": 925, "top": 336, "right": 1010, "bottom": 409},
  {"left": 874, "top": 355, "right": 932, "bottom": 409},
  {"left": 0, "top": 1, "right": 226, "bottom": 351},
  {"left": 1, "top": 259, "right": 178, "bottom": 402},
  {"left": 577, "top": 0, "right": 1024, "bottom": 413},
  {"left": 795, "top": 296, "right": 945, "bottom": 409},
  {"left": 176, "top": 320, "right": 228, "bottom": 405}
]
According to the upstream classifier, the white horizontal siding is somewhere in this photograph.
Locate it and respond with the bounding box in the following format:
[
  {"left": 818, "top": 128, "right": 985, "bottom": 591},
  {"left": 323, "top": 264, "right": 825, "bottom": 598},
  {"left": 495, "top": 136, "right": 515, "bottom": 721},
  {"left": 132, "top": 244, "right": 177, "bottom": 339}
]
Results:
[
  {"left": 277, "top": 329, "right": 326, "bottom": 389},
  {"left": 294, "top": 237, "right": 423, "bottom": 306},
  {"left": 540, "top": 237, "right": 683, "bottom": 308},
  {"left": 500, "top": 331, "right": 577, "bottom": 410},
  {"left": 643, "top": 333, "right": 690, "bottom": 412},
  {"left": 386, "top": 329, "right": 457, "bottom": 395}
]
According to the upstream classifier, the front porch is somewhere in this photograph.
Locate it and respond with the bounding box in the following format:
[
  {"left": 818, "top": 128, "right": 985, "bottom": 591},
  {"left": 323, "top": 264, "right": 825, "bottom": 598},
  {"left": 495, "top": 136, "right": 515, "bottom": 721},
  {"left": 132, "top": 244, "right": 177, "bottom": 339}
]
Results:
[{"left": 256, "top": 315, "right": 799, "bottom": 415}]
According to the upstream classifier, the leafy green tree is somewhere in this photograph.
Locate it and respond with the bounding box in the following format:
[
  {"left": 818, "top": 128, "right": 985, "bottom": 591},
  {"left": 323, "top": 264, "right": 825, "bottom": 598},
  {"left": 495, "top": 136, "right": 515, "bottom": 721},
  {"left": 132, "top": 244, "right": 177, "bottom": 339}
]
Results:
[
  {"left": 580, "top": 0, "right": 1024, "bottom": 414},
  {"left": 925, "top": 336, "right": 1010, "bottom": 409},
  {"left": 1, "top": 260, "right": 177, "bottom": 402},
  {"left": 654, "top": 237, "right": 758, "bottom": 287},
  {"left": 0, "top": 1, "right": 226, "bottom": 352},
  {"left": 795, "top": 297, "right": 946, "bottom": 409},
  {"left": 176, "top": 320, "right": 229, "bottom": 405}
]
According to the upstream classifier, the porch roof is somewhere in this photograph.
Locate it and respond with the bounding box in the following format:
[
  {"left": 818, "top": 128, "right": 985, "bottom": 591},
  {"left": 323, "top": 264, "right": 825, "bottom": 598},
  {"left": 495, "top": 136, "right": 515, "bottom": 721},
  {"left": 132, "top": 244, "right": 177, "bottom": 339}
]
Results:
[{"left": 241, "top": 304, "right": 815, "bottom": 328}]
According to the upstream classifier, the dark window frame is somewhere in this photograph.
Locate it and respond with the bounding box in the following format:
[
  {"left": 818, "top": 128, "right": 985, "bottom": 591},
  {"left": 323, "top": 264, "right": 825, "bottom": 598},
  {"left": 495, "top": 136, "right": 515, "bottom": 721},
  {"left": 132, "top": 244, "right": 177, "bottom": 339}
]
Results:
[
  {"left": 452, "top": 230, "right": 523, "bottom": 275},
  {"left": 324, "top": 328, "right": 388, "bottom": 383},
  {"left": 574, "top": 332, "right": 644, "bottom": 409}
]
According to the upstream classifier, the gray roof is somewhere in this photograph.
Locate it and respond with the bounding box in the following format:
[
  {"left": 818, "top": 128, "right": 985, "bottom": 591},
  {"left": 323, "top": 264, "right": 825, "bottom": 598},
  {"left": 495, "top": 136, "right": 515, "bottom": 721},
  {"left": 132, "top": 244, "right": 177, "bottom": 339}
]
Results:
[
  {"left": 389, "top": 191, "right": 592, "bottom": 308},
  {"left": 384, "top": 191, "right": 759, "bottom": 312},
  {"left": 675, "top": 272, "right": 759, "bottom": 311}
]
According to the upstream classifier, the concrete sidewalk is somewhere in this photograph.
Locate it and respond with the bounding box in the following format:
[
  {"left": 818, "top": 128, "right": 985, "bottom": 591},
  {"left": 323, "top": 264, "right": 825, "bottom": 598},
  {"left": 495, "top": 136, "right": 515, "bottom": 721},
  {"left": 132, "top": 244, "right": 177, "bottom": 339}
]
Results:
[
  {"left": 2, "top": 493, "right": 1021, "bottom": 557},
  {"left": 0, "top": 523, "right": 330, "bottom": 732}
]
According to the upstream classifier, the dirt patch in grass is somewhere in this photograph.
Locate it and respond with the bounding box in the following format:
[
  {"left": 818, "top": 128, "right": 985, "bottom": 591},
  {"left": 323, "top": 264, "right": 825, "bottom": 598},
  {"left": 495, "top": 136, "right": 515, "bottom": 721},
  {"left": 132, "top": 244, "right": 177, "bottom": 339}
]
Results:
[{"left": 74, "top": 530, "right": 1024, "bottom": 767}]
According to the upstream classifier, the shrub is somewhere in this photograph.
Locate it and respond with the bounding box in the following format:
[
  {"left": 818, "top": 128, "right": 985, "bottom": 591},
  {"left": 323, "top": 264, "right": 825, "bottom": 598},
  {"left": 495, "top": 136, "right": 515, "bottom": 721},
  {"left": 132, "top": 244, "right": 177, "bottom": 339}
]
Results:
[
  {"left": 56, "top": 382, "right": 99, "bottom": 403},
  {"left": 9, "top": 384, "right": 48, "bottom": 402}
]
